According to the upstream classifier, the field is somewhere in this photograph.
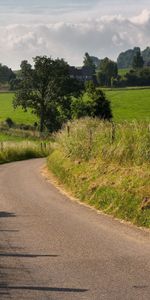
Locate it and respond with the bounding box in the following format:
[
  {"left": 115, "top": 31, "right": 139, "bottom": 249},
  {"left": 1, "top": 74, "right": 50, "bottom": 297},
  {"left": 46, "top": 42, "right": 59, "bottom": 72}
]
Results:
[
  {"left": 0, "top": 92, "right": 38, "bottom": 124},
  {"left": 105, "top": 88, "right": 150, "bottom": 122},
  {"left": 0, "top": 89, "right": 150, "bottom": 127}
]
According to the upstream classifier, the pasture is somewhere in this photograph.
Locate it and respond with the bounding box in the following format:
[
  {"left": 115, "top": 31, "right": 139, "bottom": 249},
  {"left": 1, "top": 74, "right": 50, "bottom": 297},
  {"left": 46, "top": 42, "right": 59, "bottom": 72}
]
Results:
[
  {"left": 105, "top": 88, "right": 150, "bottom": 122},
  {"left": 0, "top": 89, "right": 150, "bottom": 126},
  {"left": 0, "top": 92, "right": 38, "bottom": 124}
]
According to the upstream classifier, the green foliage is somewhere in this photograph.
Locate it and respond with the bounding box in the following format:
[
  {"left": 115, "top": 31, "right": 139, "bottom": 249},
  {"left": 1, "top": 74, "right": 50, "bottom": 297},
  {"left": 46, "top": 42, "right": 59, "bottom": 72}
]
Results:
[
  {"left": 0, "top": 63, "right": 16, "bottom": 83},
  {"left": 117, "top": 47, "right": 141, "bottom": 69},
  {"left": 132, "top": 50, "right": 144, "bottom": 69},
  {"left": 71, "top": 82, "right": 112, "bottom": 120},
  {"left": 97, "top": 57, "right": 118, "bottom": 87},
  {"left": 5, "top": 117, "right": 14, "bottom": 128},
  {"left": 83, "top": 52, "right": 96, "bottom": 73},
  {"left": 14, "top": 56, "right": 82, "bottom": 132}
]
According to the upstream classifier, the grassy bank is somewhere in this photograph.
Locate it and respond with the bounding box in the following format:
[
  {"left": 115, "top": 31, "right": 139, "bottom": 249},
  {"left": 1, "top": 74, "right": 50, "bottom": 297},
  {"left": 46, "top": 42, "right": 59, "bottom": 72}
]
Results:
[{"left": 47, "top": 118, "right": 150, "bottom": 228}]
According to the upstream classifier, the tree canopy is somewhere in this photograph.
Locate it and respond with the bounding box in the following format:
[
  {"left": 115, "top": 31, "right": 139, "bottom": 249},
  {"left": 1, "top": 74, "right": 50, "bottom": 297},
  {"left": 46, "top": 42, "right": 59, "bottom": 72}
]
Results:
[
  {"left": 71, "top": 81, "right": 112, "bottom": 120},
  {"left": 97, "top": 57, "right": 118, "bottom": 87},
  {"left": 83, "top": 52, "right": 96, "bottom": 74},
  {"left": 0, "top": 63, "right": 15, "bottom": 83},
  {"left": 13, "top": 56, "right": 82, "bottom": 132},
  {"left": 132, "top": 51, "right": 144, "bottom": 70}
]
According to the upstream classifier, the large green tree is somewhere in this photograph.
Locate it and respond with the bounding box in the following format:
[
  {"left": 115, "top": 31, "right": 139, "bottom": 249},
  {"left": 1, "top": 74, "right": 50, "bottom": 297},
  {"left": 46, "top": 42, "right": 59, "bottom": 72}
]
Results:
[{"left": 13, "top": 56, "right": 82, "bottom": 132}]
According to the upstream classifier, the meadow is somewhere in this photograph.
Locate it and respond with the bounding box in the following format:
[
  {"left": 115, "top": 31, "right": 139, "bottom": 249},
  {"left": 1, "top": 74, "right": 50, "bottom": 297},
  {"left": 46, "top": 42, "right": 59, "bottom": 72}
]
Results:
[
  {"left": 0, "top": 92, "right": 37, "bottom": 124},
  {"left": 0, "top": 89, "right": 150, "bottom": 125},
  {"left": 105, "top": 88, "right": 150, "bottom": 122}
]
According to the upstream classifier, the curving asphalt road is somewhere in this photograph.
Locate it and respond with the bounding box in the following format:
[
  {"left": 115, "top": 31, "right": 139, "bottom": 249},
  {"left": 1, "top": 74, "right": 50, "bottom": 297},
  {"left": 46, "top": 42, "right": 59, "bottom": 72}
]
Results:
[{"left": 0, "top": 159, "right": 150, "bottom": 300}]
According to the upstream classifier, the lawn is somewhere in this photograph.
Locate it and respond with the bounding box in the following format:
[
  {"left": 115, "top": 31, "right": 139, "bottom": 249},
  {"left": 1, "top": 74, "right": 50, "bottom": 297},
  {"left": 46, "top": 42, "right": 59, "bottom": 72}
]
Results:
[
  {"left": 105, "top": 88, "right": 150, "bottom": 122},
  {"left": 0, "top": 92, "right": 38, "bottom": 124}
]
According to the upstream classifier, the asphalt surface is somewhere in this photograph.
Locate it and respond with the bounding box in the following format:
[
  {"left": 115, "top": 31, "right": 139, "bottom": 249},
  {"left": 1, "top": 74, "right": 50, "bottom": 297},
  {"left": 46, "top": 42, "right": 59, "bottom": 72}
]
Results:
[{"left": 0, "top": 159, "right": 150, "bottom": 300}]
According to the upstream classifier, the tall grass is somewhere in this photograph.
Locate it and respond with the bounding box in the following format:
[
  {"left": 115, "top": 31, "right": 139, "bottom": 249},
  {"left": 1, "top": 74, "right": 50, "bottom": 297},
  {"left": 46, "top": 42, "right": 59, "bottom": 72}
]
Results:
[
  {"left": 0, "top": 141, "right": 51, "bottom": 164},
  {"left": 56, "top": 118, "right": 150, "bottom": 165},
  {"left": 48, "top": 118, "right": 150, "bottom": 227}
]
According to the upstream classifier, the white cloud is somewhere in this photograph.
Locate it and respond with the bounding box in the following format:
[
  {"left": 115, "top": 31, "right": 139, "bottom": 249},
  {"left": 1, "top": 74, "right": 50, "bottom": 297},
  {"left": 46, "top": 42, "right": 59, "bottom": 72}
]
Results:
[{"left": 0, "top": 10, "right": 150, "bottom": 69}]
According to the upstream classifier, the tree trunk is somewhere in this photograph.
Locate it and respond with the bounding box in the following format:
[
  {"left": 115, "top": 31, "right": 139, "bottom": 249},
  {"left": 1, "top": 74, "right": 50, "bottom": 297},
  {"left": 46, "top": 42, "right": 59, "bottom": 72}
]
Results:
[{"left": 39, "top": 106, "right": 45, "bottom": 133}]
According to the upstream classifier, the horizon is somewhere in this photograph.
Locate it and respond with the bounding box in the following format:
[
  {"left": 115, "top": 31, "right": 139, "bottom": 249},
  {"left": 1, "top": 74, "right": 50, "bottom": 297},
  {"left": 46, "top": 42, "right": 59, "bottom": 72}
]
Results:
[{"left": 0, "top": 0, "right": 150, "bottom": 69}]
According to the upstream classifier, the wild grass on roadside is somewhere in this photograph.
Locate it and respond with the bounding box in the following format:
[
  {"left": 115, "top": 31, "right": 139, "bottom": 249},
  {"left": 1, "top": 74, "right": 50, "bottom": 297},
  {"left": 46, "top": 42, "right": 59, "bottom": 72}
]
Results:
[
  {"left": 0, "top": 141, "right": 52, "bottom": 164},
  {"left": 48, "top": 118, "right": 150, "bottom": 227},
  {"left": 56, "top": 118, "right": 150, "bottom": 165}
]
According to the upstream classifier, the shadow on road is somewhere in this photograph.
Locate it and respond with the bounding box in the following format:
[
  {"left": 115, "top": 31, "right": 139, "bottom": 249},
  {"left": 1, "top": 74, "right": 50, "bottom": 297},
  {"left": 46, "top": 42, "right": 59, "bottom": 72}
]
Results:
[
  {"left": 0, "top": 212, "right": 16, "bottom": 218},
  {"left": 0, "top": 284, "right": 88, "bottom": 293},
  {"left": 0, "top": 253, "right": 58, "bottom": 258},
  {"left": 0, "top": 230, "right": 19, "bottom": 232}
]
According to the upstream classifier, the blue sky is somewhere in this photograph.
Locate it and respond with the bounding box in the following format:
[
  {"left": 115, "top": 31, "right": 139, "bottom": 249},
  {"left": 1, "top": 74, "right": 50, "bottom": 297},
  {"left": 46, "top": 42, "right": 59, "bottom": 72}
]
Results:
[{"left": 0, "top": 0, "right": 150, "bottom": 68}]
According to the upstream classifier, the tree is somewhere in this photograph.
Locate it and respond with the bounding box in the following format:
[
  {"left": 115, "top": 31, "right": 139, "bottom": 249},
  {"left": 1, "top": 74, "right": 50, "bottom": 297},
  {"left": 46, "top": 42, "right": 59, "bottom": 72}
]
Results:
[
  {"left": 83, "top": 52, "right": 96, "bottom": 74},
  {"left": 13, "top": 56, "right": 82, "bottom": 132},
  {"left": 97, "top": 58, "right": 118, "bottom": 87},
  {"left": 132, "top": 51, "right": 144, "bottom": 70},
  {"left": 0, "top": 63, "right": 16, "bottom": 83},
  {"left": 71, "top": 81, "right": 112, "bottom": 120}
]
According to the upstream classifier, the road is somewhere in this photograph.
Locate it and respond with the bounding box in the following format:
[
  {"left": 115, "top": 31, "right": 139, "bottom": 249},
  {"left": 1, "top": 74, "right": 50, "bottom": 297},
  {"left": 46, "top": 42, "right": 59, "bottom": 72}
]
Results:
[{"left": 0, "top": 159, "right": 150, "bottom": 300}]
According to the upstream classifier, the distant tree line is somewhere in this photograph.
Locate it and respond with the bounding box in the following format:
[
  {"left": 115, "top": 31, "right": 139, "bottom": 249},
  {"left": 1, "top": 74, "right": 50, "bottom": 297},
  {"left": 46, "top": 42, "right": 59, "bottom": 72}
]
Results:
[
  {"left": 83, "top": 48, "right": 150, "bottom": 87},
  {"left": 0, "top": 63, "right": 15, "bottom": 84},
  {"left": 117, "top": 47, "right": 150, "bottom": 69}
]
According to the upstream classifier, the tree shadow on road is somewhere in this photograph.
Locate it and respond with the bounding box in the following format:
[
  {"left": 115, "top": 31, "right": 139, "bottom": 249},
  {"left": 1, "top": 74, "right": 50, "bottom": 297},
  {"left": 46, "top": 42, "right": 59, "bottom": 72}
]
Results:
[
  {"left": 0, "top": 212, "right": 16, "bottom": 218},
  {"left": 0, "top": 253, "right": 58, "bottom": 258},
  {"left": 0, "top": 284, "right": 88, "bottom": 293},
  {"left": 0, "top": 230, "right": 19, "bottom": 232}
]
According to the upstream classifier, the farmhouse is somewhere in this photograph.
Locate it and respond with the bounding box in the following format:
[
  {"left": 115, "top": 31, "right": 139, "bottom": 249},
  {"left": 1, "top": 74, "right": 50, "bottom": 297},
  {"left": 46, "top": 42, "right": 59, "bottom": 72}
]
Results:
[{"left": 69, "top": 66, "right": 93, "bottom": 82}]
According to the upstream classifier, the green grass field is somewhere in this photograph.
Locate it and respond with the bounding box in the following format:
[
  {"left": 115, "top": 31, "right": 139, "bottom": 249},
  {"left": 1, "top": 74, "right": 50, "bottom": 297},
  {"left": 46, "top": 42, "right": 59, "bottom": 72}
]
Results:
[
  {"left": 0, "top": 89, "right": 150, "bottom": 125},
  {"left": 0, "top": 93, "right": 38, "bottom": 124},
  {"left": 105, "top": 89, "right": 150, "bottom": 121}
]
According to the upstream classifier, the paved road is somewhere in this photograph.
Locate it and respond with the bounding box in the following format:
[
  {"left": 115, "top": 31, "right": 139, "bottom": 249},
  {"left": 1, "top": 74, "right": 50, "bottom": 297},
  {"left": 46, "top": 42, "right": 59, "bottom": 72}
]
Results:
[{"left": 0, "top": 159, "right": 150, "bottom": 300}]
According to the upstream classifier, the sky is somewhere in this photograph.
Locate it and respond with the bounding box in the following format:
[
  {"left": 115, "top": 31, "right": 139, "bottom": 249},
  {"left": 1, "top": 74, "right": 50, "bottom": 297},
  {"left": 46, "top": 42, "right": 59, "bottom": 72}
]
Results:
[{"left": 0, "top": 0, "right": 150, "bottom": 69}]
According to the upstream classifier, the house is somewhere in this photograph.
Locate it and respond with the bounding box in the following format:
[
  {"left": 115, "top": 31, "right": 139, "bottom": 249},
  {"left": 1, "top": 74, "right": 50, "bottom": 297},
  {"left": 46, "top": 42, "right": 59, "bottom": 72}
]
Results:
[{"left": 69, "top": 66, "right": 93, "bottom": 82}]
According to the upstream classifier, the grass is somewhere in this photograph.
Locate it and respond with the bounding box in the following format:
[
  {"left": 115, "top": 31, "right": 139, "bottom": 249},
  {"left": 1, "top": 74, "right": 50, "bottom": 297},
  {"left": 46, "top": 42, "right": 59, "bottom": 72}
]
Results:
[
  {"left": 0, "top": 92, "right": 38, "bottom": 124},
  {"left": 105, "top": 88, "right": 150, "bottom": 122},
  {"left": 0, "top": 132, "right": 25, "bottom": 142},
  {"left": 0, "top": 88, "right": 150, "bottom": 126},
  {"left": 118, "top": 68, "right": 130, "bottom": 77},
  {"left": 47, "top": 118, "right": 150, "bottom": 228},
  {"left": 0, "top": 140, "right": 51, "bottom": 164}
]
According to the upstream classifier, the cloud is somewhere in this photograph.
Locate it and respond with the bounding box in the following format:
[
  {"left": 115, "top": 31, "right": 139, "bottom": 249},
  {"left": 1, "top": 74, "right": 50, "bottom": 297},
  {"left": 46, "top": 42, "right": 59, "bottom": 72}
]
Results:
[{"left": 0, "top": 10, "right": 150, "bottom": 69}]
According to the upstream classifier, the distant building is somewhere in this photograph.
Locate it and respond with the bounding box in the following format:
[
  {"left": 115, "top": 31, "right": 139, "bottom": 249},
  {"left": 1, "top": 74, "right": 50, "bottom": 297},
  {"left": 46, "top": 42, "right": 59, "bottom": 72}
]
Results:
[
  {"left": 144, "top": 61, "right": 150, "bottom": 67},
  {"left": 69, "top": 66, "right": 93, "bottom": 82}
]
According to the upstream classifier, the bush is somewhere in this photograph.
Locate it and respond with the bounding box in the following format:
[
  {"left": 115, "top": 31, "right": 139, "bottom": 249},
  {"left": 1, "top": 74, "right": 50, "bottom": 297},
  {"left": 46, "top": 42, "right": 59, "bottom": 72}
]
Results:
[
  {"left": 71, "top": 81, "right": 112, "bottom": 120},
  {"left": 5, "top": 118, "right": 14, "bottom": 128}
]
